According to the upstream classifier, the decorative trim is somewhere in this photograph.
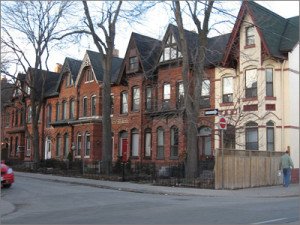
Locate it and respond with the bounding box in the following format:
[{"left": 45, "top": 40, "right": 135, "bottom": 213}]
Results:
[
  {"left": 242, "top": 97, "right": 258, "bottom": 102},
  {"left": 244, "top": 44, "right": 256, "bottom": 49},
  {"left": 265, "top": 96, "right": 277, "bottom": 100}
]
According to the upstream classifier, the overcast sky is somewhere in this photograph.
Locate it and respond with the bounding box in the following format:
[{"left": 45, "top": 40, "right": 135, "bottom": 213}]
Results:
[{"left": 3, "top": 1, "right": 299, "bottom": 75}]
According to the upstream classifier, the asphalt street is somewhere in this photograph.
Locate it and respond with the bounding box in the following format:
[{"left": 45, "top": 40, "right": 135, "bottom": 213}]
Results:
[{"left": 0, "top": 172, "right": 299, "bottom": 224}]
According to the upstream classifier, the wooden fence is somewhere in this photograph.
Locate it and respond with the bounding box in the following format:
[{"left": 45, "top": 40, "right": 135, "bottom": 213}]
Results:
[{"left": 214, "top": 149, "right": 284, "bottom": 189}]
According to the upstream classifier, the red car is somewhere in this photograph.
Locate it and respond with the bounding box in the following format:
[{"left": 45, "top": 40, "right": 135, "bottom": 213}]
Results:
[{"left": 1, "top": 161, "right": 14, "bottom": 188}]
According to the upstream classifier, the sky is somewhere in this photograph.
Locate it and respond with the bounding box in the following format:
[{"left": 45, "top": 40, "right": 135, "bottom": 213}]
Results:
[{"left": 2, "top": 1, "right": 299, "bottom": 76}]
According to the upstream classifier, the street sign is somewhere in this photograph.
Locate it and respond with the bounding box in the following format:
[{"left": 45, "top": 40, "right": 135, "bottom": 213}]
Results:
[
  {"left": 204, "top": 109, "right": 218, "bottom": 116},
  {"left": 219, "top": 117, "right": 227, "bottom": 130}
]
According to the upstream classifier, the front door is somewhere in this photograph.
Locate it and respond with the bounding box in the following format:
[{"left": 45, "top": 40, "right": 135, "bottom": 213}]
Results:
[
  {"left": 121, "top": 138, "right": 128, "bottom": 162},
  {"left": 45, "top": 137, "right": 51, "bottom": 160}
]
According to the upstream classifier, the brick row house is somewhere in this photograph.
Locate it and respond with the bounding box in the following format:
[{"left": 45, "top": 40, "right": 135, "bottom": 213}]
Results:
[{"left": 1, "top": 1, "right": 298, "bottom": 180}]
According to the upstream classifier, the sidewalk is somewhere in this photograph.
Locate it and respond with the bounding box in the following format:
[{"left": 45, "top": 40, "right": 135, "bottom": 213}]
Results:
[
  {"left": 15, "top": 171, "right": 300, "bottom": 198},
  {"left": 1, "top": 172, "right": 299, "bottom": 217}
]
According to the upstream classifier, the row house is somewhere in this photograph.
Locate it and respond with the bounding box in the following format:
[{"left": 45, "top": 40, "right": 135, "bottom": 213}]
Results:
[
  {"left": 215, "top": 1, "right": 299, "bottom": 181},
  {"left": 1, "top": 1, "right": 298, "bottom": 179}
]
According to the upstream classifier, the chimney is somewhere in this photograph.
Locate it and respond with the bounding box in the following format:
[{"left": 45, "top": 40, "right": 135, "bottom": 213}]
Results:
[
  {"left": 113, "top": 49, "right": 119, "bottom": 57},
  {"left": 1, "top": 75, "right": 7, "bottom": 84},
  {"left": 54, "top": 63, "right": 62, "bottom": 73}
]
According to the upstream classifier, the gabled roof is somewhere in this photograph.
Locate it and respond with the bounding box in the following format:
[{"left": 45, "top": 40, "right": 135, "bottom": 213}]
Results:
[
  {"left": 167, "top": 24, "right": 230, "bottom": 67},
  {"left": 280, "top": 16, "right": 299, "bottom": 52},
  {"left": 86, "top": 50, "right": 123, "bottom": 83},
  {"left": 54, "top": 57, "right": 82, "bottom": 93},
  {"left": 223, "top": 1, "right": 299, "bottom": 63},
  {"left": 131, "top": 32, "right": 162, "bottom": 77},
  {"left": 27, "top": 68, "right": 60, "bottom": 98},
  {"left": 1, "top": 78, "right": 14, "bottom": 109}
]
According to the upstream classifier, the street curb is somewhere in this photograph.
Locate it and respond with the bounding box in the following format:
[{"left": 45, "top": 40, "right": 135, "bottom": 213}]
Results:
[{"left": 15, "top": 172, "right": 300, "bottom": 198}]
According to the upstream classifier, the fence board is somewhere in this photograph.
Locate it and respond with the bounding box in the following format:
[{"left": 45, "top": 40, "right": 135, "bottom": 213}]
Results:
[{"left": 215, "top": 149, "right": 284, "bottom": 189}]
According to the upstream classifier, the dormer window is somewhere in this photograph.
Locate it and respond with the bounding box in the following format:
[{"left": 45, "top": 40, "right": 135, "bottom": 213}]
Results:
[
  {"left": 85, "top": 69, "right": 94, "bottom": 82},
  {"left": 66, "top": 73, "right": 73, "bottom": 87},
  {"left": 160, "top": 34, "right": 182, "bottom": 62},
  {"left": 246, "top": 26, "right": 255, "bottom": 46},
  {"left": 129, "top": 56, "right": 139, "bottom": 71}
]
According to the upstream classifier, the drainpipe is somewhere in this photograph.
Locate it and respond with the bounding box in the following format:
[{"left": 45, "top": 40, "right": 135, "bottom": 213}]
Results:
[{"left": 281, "top": 59, "right": 287, "bottom": 151}]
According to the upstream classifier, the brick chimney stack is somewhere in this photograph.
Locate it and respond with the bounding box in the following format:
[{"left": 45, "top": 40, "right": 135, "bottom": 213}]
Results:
[{"left": 54, "top": 63, "right": 62, "bottom": 73}]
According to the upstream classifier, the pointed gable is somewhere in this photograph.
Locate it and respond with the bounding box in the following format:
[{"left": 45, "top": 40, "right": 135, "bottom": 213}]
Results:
[
  {"left": 223, "top": 1, "right": 299, "bottom": 65},
  {"left": 116, "top": 33, "right": 162, "bottom": 83},
  {"left": 76, "top": 50, "right": 123, "bottom": 86},
  {"left": 55, "top": 57, "right": 82, "bottom": 93},
  {"left": 162, "top": 24, "right": 230, "bottom": 67}
]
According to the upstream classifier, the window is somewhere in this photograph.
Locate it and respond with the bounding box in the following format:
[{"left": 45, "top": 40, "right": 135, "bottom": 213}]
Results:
[
  {"left": 62, "top": 101, "right": 67, "bottom": 120},
  {"left": 223, "top": 77, "right": 233, "bottom": 103},
  {"left": 64, "top": 133, "right": 69, "bottom": 157},
  {"left": 5, "top": 112, "right": 10, "bottom": 127},
  {"left": 56, "top": 103, "right": 60, "bottom": 121},
  {"left": 129, "top": 56, "right": 139, "bottom": 71},
  {"left": 83, "top": 97, "right": 88, "bottom": 117},
  {"left": 131, "top": 128, "right": 139, "bottom": 157},
  {"left": 245, "top": 121, "right": 258, "bottom": 150},
  {"left": 15, "top": 109, "right": 19, "bottom": 126},
  {"left": 26, "top": 137, "right": 31, "bottom": 157},
  {"left": 77, "top": 133, "right": 82, "bottom": 156},
  {"left": 176, "top": 81, "right": 184, "bottom": 109},
  {"left": 20, "top": 108, "right": 24, "bottom": 125},
  {"left": 85, "top": 132, "right": 90, "bottom": 156},
  {"left": 132, "top": 86, "right": 140, "bottom": 111},
  {"left": 26, "top": 85, "right": 31, "bottom": 95},
  {"left": 160, "top": 34, "right": 182, "bottom": 62},
  {"left": 266, "top": 121, "right": 274, "bottom": 151},
  {"left": 157, "top": 127, "right": 164, "bottom": 159},
  {"left": 110, "top": 94, "right": 114, "bottom": 114},
  {"left": 266, "top": 68, "right": 273, "bottom": 97},
  {"left": 224, "top": 125, "right": 236, "bottom": 149},
  {"left": 56, "top": 134, "right": 62, "bottom": 157},
  {"left": 162, "top": 83, "right": 171, "bottom": 109},
  {"left": 170, "top": 126, "right": 179, "bottom": 158},
  {"left": 245, "top": 69, "right": 257, "bottom": 98},
  {"left": 121, "top": 92, "right": 128, "bottom": 114},
  {"left": 145, "top": 87, "right": 152, "bottom": 111},
  {"left": 69, "top": 99, "right": 75, "bottom": 119},
  {"left": 85, "top": 69, "right": 94, "bottom": 82},
  {"left": 200, "top": 79, "right": 210, "bottom": 107},
  {"left": 66, "top": 73, "right": 73, "bottom": 87},
  {"left": 246, "top": 26, "right": 255, "bottom": 45},
  {"left": 27, "top": 106, "right": 32, "bottom": 123},
  {"left": 144, "top": 129, "right": 151, "bottom": 157},
  {"left": 91, "top": 95, "right": 96, "bottom": 116},
  {"left": 46, "top": 105, "right": 52, "bottom": 127}
]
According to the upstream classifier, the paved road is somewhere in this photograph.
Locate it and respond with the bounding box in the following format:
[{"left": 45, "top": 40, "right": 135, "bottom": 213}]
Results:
[{"left": 1, "top": 173, "right": 299, "bottom": 224}]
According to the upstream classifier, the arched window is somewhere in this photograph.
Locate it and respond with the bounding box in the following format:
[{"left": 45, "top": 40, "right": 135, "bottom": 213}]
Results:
[
  {"left": 83, "top": 97, "right": 88, "bottom": 117},
  {"left": 224, "top": 125, "right": 236, "bottom": 149},
  {"left": 266, "top": 121, "right": 274, "bottom": 151},
  {"left": 132, "top": 86, "right": 140, "bottom": 111},
  {"left": 144, "top": 129, "right": 152, "bottom": 157},
  {"left": 62, "top": 101, "right": 67, "bottom": 120},
  {"left": 85, "top": 132, "right": 90, "bottom": 156},
  {"left": 170, "top": 126, "right": 179, "bottom": 158},
  {"left": 69, "top": 99, "right": 75, "bottom": 119},
  {"left": 77, "top": 133, "right": 82, "bottom": 156},
  {"left": 157, "top": 127, "right": 164, "bottom": 159},
  {"left": 27, "top": 106, "right": 32, "bottom": 123},
  {"left": 91, "top": 95, "right": 96, "bottom": 116},
  {"left": 245, "top": 121, "right": 258, "bottom": 150},
  {"left": 131, "top": 128, "right": 139, "bottom": 157},
  {"left": 63, "top": 133, "right": 69, "bottom": 157},
  {"left": 46, "top": 104, "right": 52, "bottom": 127},
  {"left": 56, "top": 102, "right": 60, "bottom": 121},
  {"left": 56, "top": 134, "right": 62, "bottom": 157},
  {"left": 121, "top": 91, "right": 128, "bottom": 114}
]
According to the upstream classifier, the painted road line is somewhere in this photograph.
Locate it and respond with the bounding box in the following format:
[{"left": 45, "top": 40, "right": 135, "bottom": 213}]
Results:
[{"left": 252, "top": 218, "right": 287, "bottom": 224}]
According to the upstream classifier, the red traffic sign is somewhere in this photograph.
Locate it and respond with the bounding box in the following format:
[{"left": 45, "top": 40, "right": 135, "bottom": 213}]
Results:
[{"left": 219, "top": 117, "right": 227, "bottom": 130}]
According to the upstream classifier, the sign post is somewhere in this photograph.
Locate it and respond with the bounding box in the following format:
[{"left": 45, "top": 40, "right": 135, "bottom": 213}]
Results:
[{"left": 219, "top": 116, "right": 227, "bottom": 189}]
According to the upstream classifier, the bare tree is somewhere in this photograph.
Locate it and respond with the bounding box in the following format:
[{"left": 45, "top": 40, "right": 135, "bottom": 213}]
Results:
[{"left": 1, "top": 1, "right": 76, "bottom": 163}]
